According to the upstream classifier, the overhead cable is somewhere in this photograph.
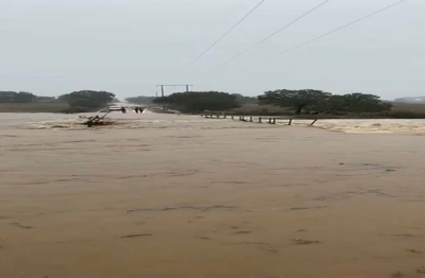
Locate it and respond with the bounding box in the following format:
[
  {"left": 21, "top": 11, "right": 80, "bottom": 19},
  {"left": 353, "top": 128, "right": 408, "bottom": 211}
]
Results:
[
  {"left": 262, "top": 0, "right": 407, "bottom": 63},
  {"left": 187, "top": 0, "right": 267, "bottom": 67},
  {"left": 219, "top": 0, "right": 331, "bottom": 67}
]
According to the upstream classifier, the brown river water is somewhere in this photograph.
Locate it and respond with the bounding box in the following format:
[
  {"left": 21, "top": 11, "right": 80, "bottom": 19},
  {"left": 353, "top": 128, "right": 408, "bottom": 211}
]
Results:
[
  {"left": 2, "top": 112, "right": 425, "bottom": 134},
  {"left": 1, "top": 112, "right": 425, "bottom": 278}
]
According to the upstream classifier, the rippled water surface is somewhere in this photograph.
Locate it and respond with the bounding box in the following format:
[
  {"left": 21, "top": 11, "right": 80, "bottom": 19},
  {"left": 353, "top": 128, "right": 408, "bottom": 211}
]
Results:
[
  {"left": 1, "top": 112, "right": 424, "bottom": 134},
  {"left": 2, "top": 111, "right": 425, "bottom": 278}
]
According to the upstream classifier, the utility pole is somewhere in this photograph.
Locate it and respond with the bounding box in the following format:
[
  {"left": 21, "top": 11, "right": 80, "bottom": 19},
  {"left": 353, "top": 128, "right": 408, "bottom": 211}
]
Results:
[
  {"left": 160, "top": 85, "right": 165, "bottom": 98},
  {"left": 156, "top": 84, "right": 193, "bottom": 109},
  {"left": 157, "top": 84, "right": 193, "bottom": 96}
]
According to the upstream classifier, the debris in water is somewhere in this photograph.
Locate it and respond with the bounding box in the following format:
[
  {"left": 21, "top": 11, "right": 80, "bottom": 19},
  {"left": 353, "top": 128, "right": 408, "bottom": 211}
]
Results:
[
  {"left": 406, "top": 249, "right": 423, "bottom": 254},
  {"left": 292, "top": 238, "right": 321, "bottom": 245},
  {"left": 195, "top": 236, "right": 211, "bottom": 240},
  {"left": 235, "top": 231, "right": 251, "bottom": 235},
  {"left": 121, "top": 234, "right": 152, "bottom": 239},
  {"left": 79, "top": 114, "right": 116, "bottom": 127},
  {"left": 264, "top": 245, "right": 279, "bottom": 253},
  {"left": 416, "top": 267, "right": 425, "bottom": 274},
  {"left": 125, "top": 204, "right": 236, "bottom": 213},
  {"left": 392, "top": 271, "right": 405, "bottom": 277},
  {"left": 290, "top": 206, "right": 327, "bottom": 210},
  {"left": 395, "top": 233, "right": 417, "bottom": 238},
  {"left": 11, "top": 223, "right": 32, "bottom": 229}
]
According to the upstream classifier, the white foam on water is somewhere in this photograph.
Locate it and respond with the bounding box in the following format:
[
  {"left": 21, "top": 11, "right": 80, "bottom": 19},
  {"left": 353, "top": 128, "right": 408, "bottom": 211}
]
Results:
[
  {"left": 314, "top": 119, "right": 425, "bottom": 135},
  {"left": 1, "top": 113, "right": 425, "bottom": 134}
]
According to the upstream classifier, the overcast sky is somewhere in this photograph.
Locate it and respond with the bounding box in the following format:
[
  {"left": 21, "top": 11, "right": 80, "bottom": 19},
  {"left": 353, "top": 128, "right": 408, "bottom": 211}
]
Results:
[{"left": 0, "top": 0, "right": 423, "bottom": 99}]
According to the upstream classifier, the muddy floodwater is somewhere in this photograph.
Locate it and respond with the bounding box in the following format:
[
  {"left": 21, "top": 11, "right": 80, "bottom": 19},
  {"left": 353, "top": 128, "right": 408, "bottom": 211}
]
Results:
[{"left": 1, "top": 112, "right": 425, "bottom": 278}]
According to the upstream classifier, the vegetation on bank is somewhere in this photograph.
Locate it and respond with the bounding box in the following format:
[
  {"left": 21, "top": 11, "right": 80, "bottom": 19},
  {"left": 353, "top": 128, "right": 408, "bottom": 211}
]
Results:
[
  {"left": 0, "top": 91, "right": 38, "bottom": 103},
  {"left": 58, "top": 90, "right": 115, "bottom": 113},
  {"left": 258, "top": 90, "right": 392, "bottom": 115},
  {"left": 228, "top": 103, "right": 425, "bottom": 119},
  {"left": 153, "top": 91, "right": 240, "bottom": 113},
  {"left": 152, "top": 90, "right": 394, "bottom": 115},
  {"left": 151, "top": 89, "right": 425, "bottom": 118},
  {"left": 0, "top": 90, "right": 115, "bottom": 113},
  {"left": 1, "top": 89, "right": 425, "bottom": 119}
]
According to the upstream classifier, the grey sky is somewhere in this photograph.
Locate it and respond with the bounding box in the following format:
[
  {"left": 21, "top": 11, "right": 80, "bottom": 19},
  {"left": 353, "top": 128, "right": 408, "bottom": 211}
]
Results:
[{"left": 0, "top": 0, "right": 423, "bottom": 99}]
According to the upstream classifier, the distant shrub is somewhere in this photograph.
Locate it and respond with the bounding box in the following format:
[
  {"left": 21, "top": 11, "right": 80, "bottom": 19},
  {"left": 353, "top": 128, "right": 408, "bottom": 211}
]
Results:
[{"left": 154, "top": 91, "right": 240, "bottom": 113}]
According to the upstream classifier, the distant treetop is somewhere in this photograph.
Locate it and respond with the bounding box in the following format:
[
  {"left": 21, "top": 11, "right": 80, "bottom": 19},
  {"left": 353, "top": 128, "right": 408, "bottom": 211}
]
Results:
[
  {"left": 58, "top": 90, "right": 115, "bottom": 111},
  {"left": 153, "top": 91, "right": 240, "bottom": 113},
  {"left": 258, "top": 89, "right": 391, "bottom": 115},
  {"left": 0, "top": 91, "right": 37, "bottom": 103}
]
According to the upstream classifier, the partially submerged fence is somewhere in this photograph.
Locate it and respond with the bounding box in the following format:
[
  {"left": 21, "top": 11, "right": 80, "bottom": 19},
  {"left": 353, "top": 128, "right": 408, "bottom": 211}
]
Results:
[{"left": 200, "top": 113, "right": 318, "bottom": 126}]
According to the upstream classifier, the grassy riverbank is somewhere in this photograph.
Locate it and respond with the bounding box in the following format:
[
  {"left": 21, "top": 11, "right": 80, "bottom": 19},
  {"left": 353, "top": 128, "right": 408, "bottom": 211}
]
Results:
[{"left": 0, "top": 102, "right": 69, "bottom": 113}]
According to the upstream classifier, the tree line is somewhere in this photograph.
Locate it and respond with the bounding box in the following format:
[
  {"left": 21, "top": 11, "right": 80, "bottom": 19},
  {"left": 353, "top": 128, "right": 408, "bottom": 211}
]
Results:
[
  {"left": 58, "top": 91, "right": 115, "bottom": 112},
  {"left": 257, "top": 89, "right": 392, "bottom": 115},
  {"left": 1, "top": 89, "right": 393, "bottom": 116},
  {"left": 0, "top": 90, "right": 116, "bottom": 113},
  {"left": 0, "top": 91, "right": 39, "bottom": 103},
  {"left": 152, "top": 89, "right": 392, "bottom": 115}
]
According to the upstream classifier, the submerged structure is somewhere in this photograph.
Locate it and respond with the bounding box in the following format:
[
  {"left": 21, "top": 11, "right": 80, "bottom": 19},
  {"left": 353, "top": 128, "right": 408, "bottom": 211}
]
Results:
[{"left": 80, "top": 103, "right": 147, "bottom": 127}]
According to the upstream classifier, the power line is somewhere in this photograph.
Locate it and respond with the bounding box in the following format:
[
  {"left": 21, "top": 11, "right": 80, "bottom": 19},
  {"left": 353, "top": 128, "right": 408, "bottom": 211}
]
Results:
[
  {"left": 262, "top": 0, "right": 407, "bottom": 63},
  {"left": 187, "top": 0, "right": 267, "bottom": 67},
  {"left": 218, "top": 0, "right": 330, "bottom": 67}
]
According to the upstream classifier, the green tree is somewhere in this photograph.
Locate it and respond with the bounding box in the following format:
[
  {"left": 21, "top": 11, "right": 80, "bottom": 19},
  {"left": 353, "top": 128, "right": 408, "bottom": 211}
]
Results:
[
  {"left": 314, "top": 93, "right": 392, "bottom": 114},
  {"left": 15, "top": 92, "right": 37, "bottom": 103},
  {"left": 0, "top": 91, "right": 16, "bottom": 103},
  {"left": 337, "top": 93, "right": 392, "bottom": 113},
  {"left": 153, "top": 91, "right": 240, "bottom": 113},
  {"left": 258, "top": 89, "right": 331, "bottom": 114},
  {"left": 59, "top": 90, "right": 115, "bottom": 110},
  {"left": 232, "top": 94, "right": 258, "bottom": 105},
  {"left": 0, "top": 91, "right": 36, "bottom": 103},
  {"left": 258, "top": 89, "right": 392, "bottom": 115}
]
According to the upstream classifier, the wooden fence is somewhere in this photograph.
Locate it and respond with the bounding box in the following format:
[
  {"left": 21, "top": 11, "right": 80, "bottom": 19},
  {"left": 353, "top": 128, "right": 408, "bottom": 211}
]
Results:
[{"left": 200, "top": 113, "right": 318, "bottom": 126}]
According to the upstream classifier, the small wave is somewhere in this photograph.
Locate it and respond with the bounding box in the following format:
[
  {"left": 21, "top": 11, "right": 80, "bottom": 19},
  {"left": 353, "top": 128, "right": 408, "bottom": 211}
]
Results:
[
  {"left": 4, "top": 113, "right": 425, "bottom": 134},
  {"left": 315, "top": 119, "right": 425, "bottom": 135}
]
